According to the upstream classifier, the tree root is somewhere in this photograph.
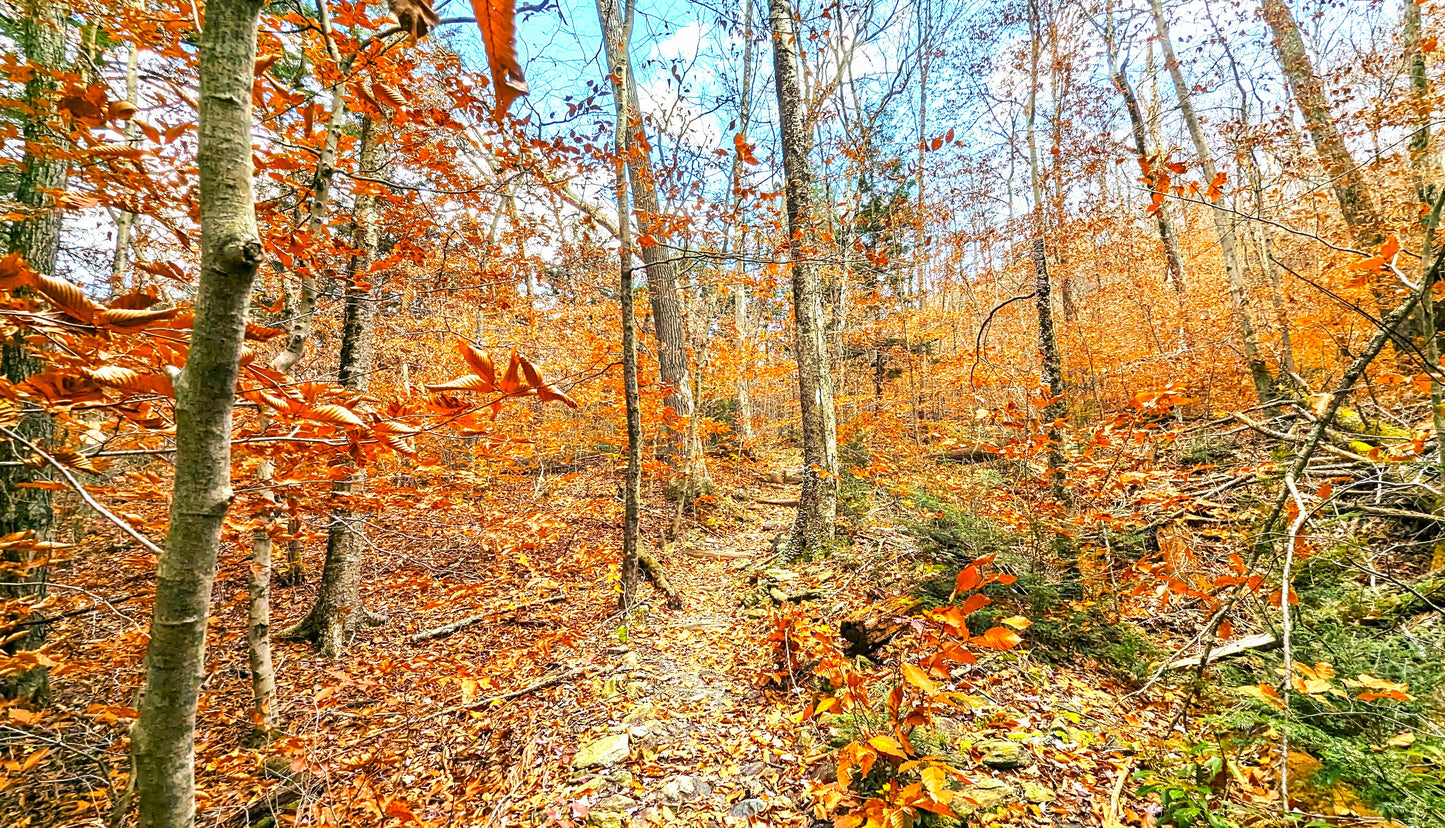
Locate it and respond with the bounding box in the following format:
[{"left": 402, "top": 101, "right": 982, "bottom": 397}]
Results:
[{"left": 637, "top": 551, "right": 683, "bottom": 609}]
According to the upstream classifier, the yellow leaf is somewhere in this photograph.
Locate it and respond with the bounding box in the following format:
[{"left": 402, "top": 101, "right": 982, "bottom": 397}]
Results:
[
  {"left": 869, "top": 735, "right": 907, "bottom": 759},
  {"left": 902, "top": 663, "right": 939, "bottom": 694}
]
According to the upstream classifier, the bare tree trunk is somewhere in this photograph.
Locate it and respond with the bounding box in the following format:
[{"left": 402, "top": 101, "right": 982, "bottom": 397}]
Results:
[
  {"left": 598, "top": 0, "right": 644, "bottom": 609},
  {"left": 1262, "top": 0, "right": 1385, "bottom": 255},
  {"left": 280, "top": 117, "right": 386, "bottom": 657},
  {"left": 271, "top": 0, "right": 347, "bottom": 375},
  {"left": 727, "top": 0, "right": 756, "bottom": 446},
  {"left": 1150, "top": 0, "right": 1274, "bottom": 403},
  {"left": 768, "top": 0, "right": 839, "bottom": 554},
  {"left": 1027, "top": 0, "right": 1067, "bottom": 506},
  {"left": 1104, "top": 1, "right": 1185, "bottom": 294},
  {"left": 111, "top": 42, "right": 141, "bottom": 291},
  {"left": 132, "top": 0, "right": 265, "bottom": 824},
  {"left": 0, "top": 0, "right": 68, "bottom": 705},
  {"left": 593, "top": 6, "right": 707, "bottom": 497}
]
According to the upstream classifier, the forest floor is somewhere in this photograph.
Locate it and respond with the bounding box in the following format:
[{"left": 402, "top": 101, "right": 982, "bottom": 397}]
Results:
[{"left": 3, "top": 445, "right": 1413, "bottom": 827}]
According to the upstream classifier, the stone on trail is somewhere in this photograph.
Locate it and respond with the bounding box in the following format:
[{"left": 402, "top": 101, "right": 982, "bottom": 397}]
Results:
[
  {"left": 977, "top": 738, "right": 1033, "bottom": 769},
  {"left": 586, "top": 793, "right": 636, "bottom": 828},
  {"left": 945, "top": 778, "right": 1017, "bottom": 821},
  {"left": 574, "top": 733, "right": 630, "bottom": 768},
  {"left": 727, "top": 798, "right": 768, "bottom": 818},
  {"left": 1020, "top": 780, "right": 1056, "bottom": 802},
  {"left": 658, "top": 774, "right": 712, "bottom": 804}
]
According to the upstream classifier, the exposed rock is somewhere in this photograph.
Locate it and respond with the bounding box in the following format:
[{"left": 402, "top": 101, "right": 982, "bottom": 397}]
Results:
[
  {"left": 727, "top": 798, "right": 768, "bottom": 818},
  {"left": 947, "top": 778, "right": 1017, "bottom": 819},
  {"left": 627, "top": 720, "right": 669, "bottom": 752},
  {"left": 978, "top": 739, "right": 1032, "bottom": 769},
  {"left": 587, "top": 794, "right": 636, "bottom": 828},
  {"left": 1019, "top": 780, "right": 1056, "bottom": 802},
  {"left": 573, "top": 733, "right": 630, "bottom": 769},
  {"left": 658, "top": 774, "right": 711, "bottom": 804}
]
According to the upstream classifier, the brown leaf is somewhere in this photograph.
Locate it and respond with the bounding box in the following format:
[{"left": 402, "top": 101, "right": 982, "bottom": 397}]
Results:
[
  {"left": 31, "top": 273, "right": 101, "bottom": 324},
  {"left": 98, "top": 306, "right": 178, "bottom": 331},
  {"left": 468, "top": 0, "right": 530, "bottom": 117},
  {"left": 302, "top": 404, "right": 367, "bottom": 429},
  {"left": 425, "top": 374, "right": 494, "bottom": 393},
  {"left": 388, "top": 0, "right": 441, "bottom": 39}
]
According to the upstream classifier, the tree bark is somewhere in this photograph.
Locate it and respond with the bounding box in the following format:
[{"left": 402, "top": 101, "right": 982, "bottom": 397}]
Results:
[
  {"left": 594, "top": 3, "right": 708, "bottom": 497},
  {"left": 727, "top": 0, "right": 756, "bottom": 446},
  {"left": 1261, "top": 0, "right": 1386, "bottom": 256},
  {"left": 280, "top": 117, "right": 386, "bottom": 657},
  {"left": 111, "top": 42, "right": 142, "bottom": 291},
  {"left": 0, "top": 0, "right": 68, "bottom": 705},
  {"left": 1150, "top": 0, "right": 1274, "bottom": 403},
  {"left": 768, "top": 0, "right": 840, "bottom": 554},
  {"left": 1104, "top": 1, "right": 1185, "bottom": 294},
  {"left": 597, "top": 0, "right": 644, "bottom": 610},
  {"left": 132, "top": 0, "right": 265, "bottom": 825},
  {"left": 1026, "top": 0, "right": 1067, "bottom": 506}
]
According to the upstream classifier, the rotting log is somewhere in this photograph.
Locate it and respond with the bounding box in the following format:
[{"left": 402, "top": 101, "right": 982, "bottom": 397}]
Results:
[{"left": 1167, "top": 633, "right": 1277, "bottom": 669}]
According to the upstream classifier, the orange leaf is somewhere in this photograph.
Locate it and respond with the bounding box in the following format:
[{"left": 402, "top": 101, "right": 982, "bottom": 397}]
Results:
[
  {"left": 868, "top": 735, "right": 907, "bottom": 759},
  {"left": 425, "top": 374, "right": 495, "bottom": 393},
  {"left": 954, "top": 564, "right": 981, "bottom": 595},
  {"left": 499, "top": 351, "right": 523, "bottom": 393},
  {"left": 468, "top": 0, "right": 530, "bottom": 118},
  {"left": 302, "top": 404, "right": 366, "bottom": 429},
  {"left": 974, "top": 626, "right": 1021, "bottom": 651}
]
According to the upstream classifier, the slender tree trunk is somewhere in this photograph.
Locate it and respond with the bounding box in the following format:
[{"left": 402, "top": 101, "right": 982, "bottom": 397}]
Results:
[
  {"left": 1262, "top": 0, "right": 1386, "bottom": 257},
  {"left": 0, "top": 0, "right": 69, "bottom": 705},
  {"left": 727, "top": 0, "right": 756, "bottom": 445},
  {"left": 768, "top": 0, "right": 839, "bottom": 553},
  {"left": 280, "top": 117, "right": 386, "bottom": 657},
  {"left": 246, "top": 421, "right": 277, "bottom": 738},
  {"left": 272, "top": 0, "right": 347, "bottom": 375},
  {"left": 593, "top": 5, "right": 706, "bottom": 496},
  {"left": 598, "top": 0, "right": 644, "bottom": 608},
  {"left": 1104, "top": 1, "right": 1185, "bottom": 294},
  {"left": 111, "top": 42, "right": 142, "bottom": 291},
  {"left": 1150, "top": 0, "right": 1274, "bottom": 403},
  {"left": 132, "top": 0, "right": 265, "bottom": 825},
  {"left": 1027, "top": 0, "right": 1067, "bottom": 506}
]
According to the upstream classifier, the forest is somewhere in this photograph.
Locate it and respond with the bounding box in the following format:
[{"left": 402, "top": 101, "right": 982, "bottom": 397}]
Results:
[{"left": 2, "top": 0, "right": 1444, "bottom": 825}]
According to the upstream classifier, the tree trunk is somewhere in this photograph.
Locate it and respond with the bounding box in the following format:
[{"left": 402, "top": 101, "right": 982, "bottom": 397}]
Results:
[
  {"left": 597, "top": 0, "right": 644, "bottom": 609},
  {"left": 1261, "top": 0, "right": 1386, "bottom": 256},
  {"left": 768, "top": 0, "right": 839, "bottom": 554},
  {"left": 1104, "top": 1, "right": 1185, "bottom": 294},
  {"left": 280, "top": 117, "right": 386, "bottom": 657},
  {"left": 132, "top": 0, "right": 265, "bottom": 825},
  {"left": 1027, "top": 0, "right": 1067, "bottom": 506},
  {"left": 0, "top": 0, "right": 69, "bottom": 705},
  {"left": 111, "top": 42, "right": 141, "bottom": 291},
  {"left": 593, "top": 7, "right": 708, "bottom": 498},
  {"left": 727, "top": 0, "right": 756, "bottom": 446},
  {"left": 1150, "top": 0, "right": 1274, "bottom": 403}
]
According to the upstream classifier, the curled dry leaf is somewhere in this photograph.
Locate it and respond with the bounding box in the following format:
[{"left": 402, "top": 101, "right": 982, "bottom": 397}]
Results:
[
  {"left": 373, "top": 82, "right": 408, "bottom": 112},
  {"left": 98, "top": 306, "right": 178, "bottom": 331},
  {"left": 81, "top": 366, "right": 174, "bottom": 397},
  {"left": 31, "top": 273, "right": 101, "bottom": 324},
  {"left": 458, "top": 341, "right": 498, "bottom": 389},
  {"left": 469, "top": 0, "right": 530, "bottom": 117},
  {"left": 302, "top": 404, "right": 368, "bottom": 429},
  {"left": 426, "top": 374, "right": 494, "bottom": 393},
  {"left": 388, "top": 0, "right": 441, "bottom": 40},
  {"left": 245, "top": 322, "right": 286, "bottom": 341}
]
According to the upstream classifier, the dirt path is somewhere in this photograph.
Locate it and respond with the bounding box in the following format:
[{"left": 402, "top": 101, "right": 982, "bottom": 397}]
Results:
[{"left": 537, "top": 498, "right": 816, "bottom": 828}]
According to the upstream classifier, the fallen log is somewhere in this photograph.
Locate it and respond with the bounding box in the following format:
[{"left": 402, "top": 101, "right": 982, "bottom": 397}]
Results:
[
  {"left": 1167, "top": 632, "right": 1277, "bottom": 669},
  {"left": 751, "top": 495, "right": 799, "bottom": 506},
  {"left": 639, "top": 551, "right": 683, "bottom": 609},
  {"left": 931, "top": 446, "right": 999, "bottom": 464},
  {"left": 408, "top": 594, "right": 566, "bottom": 643},
  {"left": 682, "top": 548, "right": 753, "bottom": 560}
]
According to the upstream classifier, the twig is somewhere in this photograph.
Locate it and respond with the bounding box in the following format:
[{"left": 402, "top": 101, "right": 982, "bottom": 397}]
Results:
[
  {"left": 369, "top": 665, "right": 596, "bottom": 739},
  {"left": 1105, "top": 757, "right": 1134, "bottom": 828},
  {"left": 1281, "top": 473, "right": 1309, "bottom": 809},
  {"left": 0, "top": 425, "right": 163, "bottom": 557},
  {"left": 406, "top": 594, "right": 567, "bottom": 643}
]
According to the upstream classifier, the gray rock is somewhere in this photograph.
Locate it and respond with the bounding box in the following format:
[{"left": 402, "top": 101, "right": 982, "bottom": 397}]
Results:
[
  {"left": 738, "top": 762, "right": 766, "bottom": 777},
  {"left": 574, "top": 733, "right": 630, "bottom": 768},
  {"left": 947, "top": 778, "right": 1017, "bottom": 819},
  {"left": 1019, "top": 781, "right": 1056, "bottom": 803},
  {"left": 727, "top": 798, "right": 768, "bottom": 818},
  {"left": 978, "top": 739, "right": 1033, "bottom": 769},
  {"left": 587, "top": 794, "right": 636, "bottom": 828},
  {"left": 658, "top": 774, "right": 712, "bottom": 804}
]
